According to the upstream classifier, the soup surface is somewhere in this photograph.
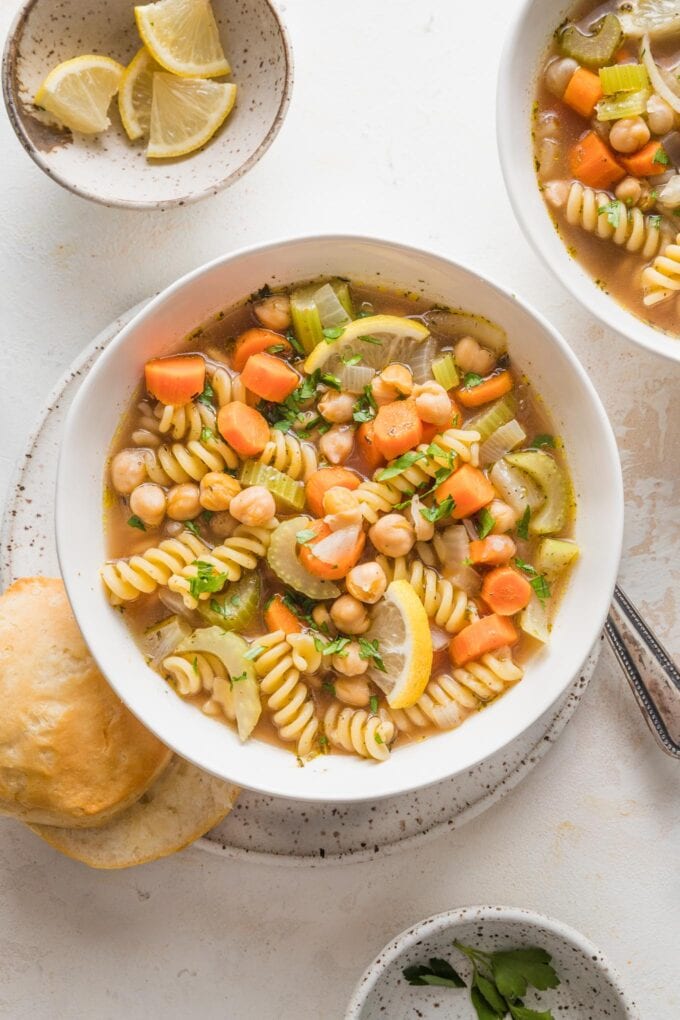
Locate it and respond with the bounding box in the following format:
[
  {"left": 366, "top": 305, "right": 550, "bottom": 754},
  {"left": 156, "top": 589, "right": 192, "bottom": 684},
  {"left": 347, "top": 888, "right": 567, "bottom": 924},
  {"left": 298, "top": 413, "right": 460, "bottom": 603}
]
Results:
[
  {"left": 101, "top": 278, "right": 578, "bottom": 763},
  {"left": 534, "top": 0, "right": 680, "bottom": 336}
]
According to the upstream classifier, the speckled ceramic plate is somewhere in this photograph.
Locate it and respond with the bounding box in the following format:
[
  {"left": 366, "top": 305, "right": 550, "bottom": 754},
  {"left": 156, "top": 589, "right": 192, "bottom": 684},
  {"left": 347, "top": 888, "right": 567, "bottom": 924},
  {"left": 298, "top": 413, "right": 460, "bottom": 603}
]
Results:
[
  {"left": 0, "top": 301, "right": 598, "bottom": 867},
  {"left": 346, "top": 906, "right": 640, "bottom": 1019}
]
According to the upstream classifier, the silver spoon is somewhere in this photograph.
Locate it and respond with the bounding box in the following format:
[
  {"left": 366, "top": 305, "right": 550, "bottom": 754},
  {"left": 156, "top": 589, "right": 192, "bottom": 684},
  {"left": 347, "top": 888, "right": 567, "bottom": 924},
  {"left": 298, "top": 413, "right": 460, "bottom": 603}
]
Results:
[{"left": 606, "top": 585, "right": 680, "bottom": 758}]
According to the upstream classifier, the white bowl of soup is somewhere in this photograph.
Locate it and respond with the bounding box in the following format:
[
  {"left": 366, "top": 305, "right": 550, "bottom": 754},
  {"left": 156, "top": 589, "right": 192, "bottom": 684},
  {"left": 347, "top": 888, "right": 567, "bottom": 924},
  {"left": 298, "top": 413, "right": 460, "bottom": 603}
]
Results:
[
  {"left": 498, "top": 0, "right": 680, "bottom": 363},
  {"left": 56, "top": 236, "right": 623, "bottom": 802}
]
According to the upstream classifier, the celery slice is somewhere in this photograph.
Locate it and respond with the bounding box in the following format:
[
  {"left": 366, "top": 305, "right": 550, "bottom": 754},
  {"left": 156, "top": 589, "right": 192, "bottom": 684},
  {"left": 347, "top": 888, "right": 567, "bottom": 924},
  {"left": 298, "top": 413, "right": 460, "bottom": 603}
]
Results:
[
  {"left": 432, "top": 353, "right": 459, "bottom": 390},
  {"left": 534, "top": 538, "right": 580, "bottom": 580},
  {"left": 267, "top": 517, "right": 341, "bottom": 599},
  {"left": 558, "top": 13, "right": 624, "bottom": 68},
  {"left": 596, "top": 87, "right": 650, "bottom": 120},
  {"left": 504, "top": 451, "right": 569, "bottom": 534},
  {"left": 479, "top": 419, "right": 526, "bottom": 466},
  {"left": 521, "top": 594, "right": 550, "bottom": 644},
  {"left": 177, "top": 628, "right": 261, "bottom": 740},
  {"left": 197, "top": 571, "right": 260, "bottom": 630},
  {"left": 599, "top": 62, "right": 649, "bottom": 94},
  {"left": 290, "top": 279, "right": 355, "bottom": 354},
  {"left": 239, "top": 461, "right": 305, "bottom": 511},
  {"left": 465, "top": 394, "right": 517, "bottom": 442}
]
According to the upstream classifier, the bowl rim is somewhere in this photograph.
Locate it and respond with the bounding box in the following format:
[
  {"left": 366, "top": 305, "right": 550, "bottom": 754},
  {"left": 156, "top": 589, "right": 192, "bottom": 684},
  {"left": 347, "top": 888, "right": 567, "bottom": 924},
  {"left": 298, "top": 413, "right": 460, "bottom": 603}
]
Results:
[
  {"left": 55, "top": 232, "right": 624, "bottom": 803},
  {"left": 345, "top": 904, "right": 641, "bottom": 1019},
  {"left": 496, "top": 0, "right": 680, "bottom": 365},
  {"left": 1, "top": 0, "right": 294, "bottom": 211}
]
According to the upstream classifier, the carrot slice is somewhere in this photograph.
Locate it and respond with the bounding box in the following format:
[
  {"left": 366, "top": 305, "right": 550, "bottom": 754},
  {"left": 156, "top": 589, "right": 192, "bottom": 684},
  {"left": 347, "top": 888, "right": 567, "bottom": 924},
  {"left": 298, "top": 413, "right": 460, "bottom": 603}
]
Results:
[
  {"left": 356, "top": 420, "right": 385, "bottom": 471},
  {"left": 469, "top": 534, "right": 517, "bottom": 566},
  {"left": 298, "top": 519, "right": 365, "bottom": 581},
  {"left": 264, "top": 594, "right": 303, "bottom": 635},
  {"left": 240, "top": 352, "right": 299, "bottom": 402},
  {"left": 563, "top": 67, "right": 603, "bottom": 118},
  {"left": 481, "top": 567, "right": 532, "bottom": 616},
  {"left": 569, "top": 130, "right": 625, "bottom": 190},
  {"left": 373, "top": 398, "right": 423, "bottom": 460},
  {"left": 619, "top": 141, "right": 668, "bottom": 177},
  {"left": 457, "top": 370, "right": 513, "bottom": 408},
  {"left": 435, "top": 464, "right": 495, "bottom": 519},
  {"left": 305, "top": 468, "right": 361, "bottom": 518},
  {"left": 232, "top": 328, "right": 292, "bottom": 373},
  {"left": 145, "top": 354, "right": 205, "bottom": 406},
  {"left": 449, "top": 614, "right": 519, "bottom": 667},
  {"left": 217, "top": 402, "right": 270, "bottom": 457}
]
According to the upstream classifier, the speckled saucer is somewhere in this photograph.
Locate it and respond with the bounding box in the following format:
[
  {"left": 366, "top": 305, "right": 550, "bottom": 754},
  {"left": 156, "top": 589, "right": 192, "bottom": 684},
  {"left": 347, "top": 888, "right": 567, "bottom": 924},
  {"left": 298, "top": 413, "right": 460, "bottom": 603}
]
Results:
[
  {"left": 2, "top": 0, "right": 293, "bottom": 208},
  {"left": 0, "top": 300, "right": 599, "bottom": 867},
  {"left": 346, "top": 906, "right": 640, "bottom": 1019}
]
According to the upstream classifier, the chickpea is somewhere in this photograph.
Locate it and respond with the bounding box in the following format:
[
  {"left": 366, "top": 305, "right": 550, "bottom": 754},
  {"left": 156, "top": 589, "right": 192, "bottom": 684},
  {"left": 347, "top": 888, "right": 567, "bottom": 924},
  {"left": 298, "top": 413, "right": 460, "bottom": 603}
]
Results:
[
  {"left": 319, "top": 424, "right": 354, "bottom": 465},
  {"left": 409, "top": 498, "right": 435, "bottom": 542},
  {"left": 334, "top": 676, "right": 371, "bottom": 707},
  {"left": 318, "top": 390, "right": 355, "bottom": 423},
  {"left": 370, "top": 375, "right": 398, "bottom": 406},
  {"left": 199, "top": 472, "right": 241, "bottom": 512},
  {"left": 413, "top": 380, "right": 452, "bottom": 426},
  {"left": 322, "top": 486, "right": 363, "bottom": 531},
  {"left": 454, "top": 336, "right": 496, "bottom": 376},
  {"left": 167, "top": 483, "right": 201, "bottom": 521},
  {"left": 210, "top": 510, "right": 238, "bottom": 539},
  {"left": 615, "top": 176, "right": 642, "bottom": 207},
  {"left": 333, "top": 642, "right": 369, "bottom": 677},
  {"left": 229, "top": 485, "right": 276, "bottom": 526},
  {"left": 129, "top": 483, "right": 166, "bottom": 528},
  {"left": 609, "top": 116, "right": 650, "bottom": 155},
  {"left": 330, "top": 594, "right": 369, "bottom": 635},
  {"left": 253, "top": 294, "right": 291, "bottom": 332},
  {"left": 368, "top": 513, "right": 415, "bottom": 558},
  {"left": 110, "top": 448, "right": 148, "bottom": 495},
  {"left": 380, "top": 364, "right": 413, "bottom": 396},
  {"left": 488, "top": 498, "right": 518, "bottom": 535},
  {"left": 312, "top": 603, "right": 335, "bottom": 634},
  {"left": 543, "top": 179, "right": 570, "bottom": 209},
  {"left": 646, "top": 94, "right": 674, "bottom": 136},
  {"left": 544, "top": 56, "right": 578, "bottom": 99},
  {"left": 345, "top": 561, "right": 387, "bottom": 604}
]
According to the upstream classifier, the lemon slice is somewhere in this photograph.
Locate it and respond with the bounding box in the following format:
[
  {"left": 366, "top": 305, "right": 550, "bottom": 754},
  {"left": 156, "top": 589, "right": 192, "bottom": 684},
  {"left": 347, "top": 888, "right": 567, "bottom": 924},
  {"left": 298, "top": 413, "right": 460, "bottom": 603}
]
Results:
[
  {"left": 118, "top": 47, "right": 162, "bottom": 141},
  {"left": 365, "top": 580, "right": 433, "bottom": 710},
  {"left": 135, "top": 0, "right": 231, "bottom": 78},
  {"left": 147, "top": 73, "right": 237, "bottom": 158},
  {"left": 617, "top": 0, "right": 680, "bottom": 36},
  {"left": 303, "top": 315, "right": 430, "bottom": 376},
  {"left": 34, "top": 55, "right": 124, "bottom": 134}
]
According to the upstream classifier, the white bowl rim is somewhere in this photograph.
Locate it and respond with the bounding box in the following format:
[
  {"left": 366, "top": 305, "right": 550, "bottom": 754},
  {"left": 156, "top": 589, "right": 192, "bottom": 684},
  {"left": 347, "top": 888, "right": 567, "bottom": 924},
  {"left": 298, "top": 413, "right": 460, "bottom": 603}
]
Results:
[
  {"left": 1, "top": 0, "right": 294, "bottom": 211},
  {"left": 497, "top": 0, "right": 680, "bottom": 365},
  {"left": 55, "top": 232, "right": 624, "bottom": 803},
  {"left": 345, "top": 904, "right": 641, "bottom": 1019}
]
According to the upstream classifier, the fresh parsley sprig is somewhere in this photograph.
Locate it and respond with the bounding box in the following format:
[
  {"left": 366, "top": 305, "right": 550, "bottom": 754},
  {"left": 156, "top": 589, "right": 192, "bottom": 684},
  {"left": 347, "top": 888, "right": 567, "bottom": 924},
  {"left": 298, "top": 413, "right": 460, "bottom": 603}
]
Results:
[
  {"left": 358, "top": 638, "right": 386, "bottom": 672},
  {"left": 514, "top": 557, "right": 551, "bottom": 603},
  {"left": 188, "top": 561, "right": 228, "bottom": 600}
]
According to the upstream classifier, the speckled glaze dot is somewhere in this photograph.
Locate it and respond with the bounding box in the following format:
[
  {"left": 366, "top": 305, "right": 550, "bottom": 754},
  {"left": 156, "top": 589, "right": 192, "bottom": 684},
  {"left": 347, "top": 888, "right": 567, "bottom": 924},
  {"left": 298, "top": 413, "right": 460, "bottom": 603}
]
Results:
[
  {"left": 2, "top": 0, "right": 293, "bottom": 209},
  {"left": 346, "top": 906, "right": 640, "bottom": 1019}
]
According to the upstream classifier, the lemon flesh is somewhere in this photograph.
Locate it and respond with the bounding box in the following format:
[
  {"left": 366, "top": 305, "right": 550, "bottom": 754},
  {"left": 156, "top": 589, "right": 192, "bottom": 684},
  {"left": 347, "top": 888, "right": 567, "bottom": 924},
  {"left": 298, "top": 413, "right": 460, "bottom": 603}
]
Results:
[
  {"left": 366, "top": 580, "right": 433, "bottom": 710},
  {"left": 303, "top": 315, "right": 430, "bottom": 376},
  {"left": 135, "top": 0, "right": 231, "bottom": 78},
  {"left": 34, "top": 55, "right": 124, "bottom": 134},
  {"left": 118, "top": 47, "right": 162, "bottom": 141},
  {"left": 147, "top": 73, "right": 236, "bottom": 158}
]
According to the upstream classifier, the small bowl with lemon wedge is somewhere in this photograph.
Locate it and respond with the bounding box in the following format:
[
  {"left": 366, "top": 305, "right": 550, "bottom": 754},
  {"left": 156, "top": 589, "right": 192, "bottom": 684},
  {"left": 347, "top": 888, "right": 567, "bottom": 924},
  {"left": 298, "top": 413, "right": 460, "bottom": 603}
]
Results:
[{"left": 2, "top": 0, "right": 293, "bottom": 209}]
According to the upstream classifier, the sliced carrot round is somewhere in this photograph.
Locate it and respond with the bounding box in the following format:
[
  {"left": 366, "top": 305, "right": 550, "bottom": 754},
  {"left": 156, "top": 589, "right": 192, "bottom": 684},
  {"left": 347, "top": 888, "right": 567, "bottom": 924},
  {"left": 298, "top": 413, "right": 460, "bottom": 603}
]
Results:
[
  {"left": 145, "top": 354, "right": 205, "bottom": 406},
  {"left": 481, "top": 567, "right": 532, "bottom": 616},
  {"left": 217, "top": 402, "right": 270, "bottom": 457}
]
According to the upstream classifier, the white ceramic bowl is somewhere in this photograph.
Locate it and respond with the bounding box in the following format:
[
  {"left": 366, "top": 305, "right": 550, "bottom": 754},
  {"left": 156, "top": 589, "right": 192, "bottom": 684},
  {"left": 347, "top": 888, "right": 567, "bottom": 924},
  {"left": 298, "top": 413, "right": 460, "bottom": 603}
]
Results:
[
  {"left": 2, "top": 0, "right": 293, "bottom": 209},
  {"left": 346, "top": 906, "right": 640, "bottom": 1019},
  {"left": 497, "top": 0, "right": 680, "bottom": 365},
  {"left": 56, "top": 235, "right": 623, "bottom": 802}
]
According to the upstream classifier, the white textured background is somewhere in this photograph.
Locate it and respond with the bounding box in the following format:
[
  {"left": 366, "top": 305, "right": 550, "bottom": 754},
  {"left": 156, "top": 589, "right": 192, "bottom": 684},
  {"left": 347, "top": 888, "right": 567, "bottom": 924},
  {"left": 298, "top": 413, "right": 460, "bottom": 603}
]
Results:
[{"left": 0, "top": 1, "right": 678, "bottom": 1017}]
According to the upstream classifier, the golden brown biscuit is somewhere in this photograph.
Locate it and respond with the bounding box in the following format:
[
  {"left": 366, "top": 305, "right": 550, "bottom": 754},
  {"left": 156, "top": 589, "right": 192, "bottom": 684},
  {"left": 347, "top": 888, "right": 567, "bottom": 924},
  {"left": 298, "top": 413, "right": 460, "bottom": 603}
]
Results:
[{"left": 0, "top": 577, "right": 171, "bottom": 827}]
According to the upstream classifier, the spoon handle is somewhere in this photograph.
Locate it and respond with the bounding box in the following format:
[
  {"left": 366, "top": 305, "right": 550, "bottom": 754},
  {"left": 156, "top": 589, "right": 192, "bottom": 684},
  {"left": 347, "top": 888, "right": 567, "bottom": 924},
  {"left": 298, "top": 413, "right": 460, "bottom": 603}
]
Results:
[{"left": 605, "top": 585, "right": 680, "bottom": 759}]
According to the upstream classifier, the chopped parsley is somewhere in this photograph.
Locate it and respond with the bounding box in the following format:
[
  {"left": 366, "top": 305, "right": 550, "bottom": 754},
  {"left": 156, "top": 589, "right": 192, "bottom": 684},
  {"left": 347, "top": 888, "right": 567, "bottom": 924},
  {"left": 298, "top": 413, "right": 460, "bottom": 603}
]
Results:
[
  {"left": 188, "top": 561, "right": 228, "bottom": 600},
  {"left": 514, "top": 557, "right": 551, "bottom": 603},
  {"left": 597, "top": 200, "right": 621, "bottom": 229},
  {"left": 320, "top": 371, "right": 341, "bottom": 390},
  {"left": 358, "top": 638, "right": 386, "bottom": 672},
  {"left": 341, "top": 353, "right": 363, "bottom": 366},
  {"left": 322, "top": 636, "right": 351, "bottom": 657},
  {"left": 531, "top": 433, "right": 555, "bottom": 449},
  {"left": 358, "top": 334, "right": 383, "bottom": 345},
  {"left": 477, "top": 507, "right": 496, "bottom": 539},
  {"left": 653, "top": 146, "right": 669, "bottom": 166},
  {"left": 200, "top": 426, "right": 214, "bottom": 443},
  {"left": 284, "top": 329, "right": 305, "bottom": 356},
  {"left": 281, "top": 591, "right": 318, "bottom": 628},
  {"left": 322, "top": 326, "right": 344, "bottom": 341},
  {"left": 322, "top": 680, "right": 336, "bottom": 696},
  {"left": 266, "top": 344, "right": 286, "bottom": 355},
  {"left": 127, "top": 515, "right": 146, "bottom": 531},
  {"left": 420, "top": 494, "right": 455, "bottom": 523},
  {"left": 375, "top": 450, "right": 426, "bottom": 481},
  {"left": 231, "top": 672, "right": 246, "bottom": 685},
  {"left": 352, "top": 385, "right": 377, "bottom": 423},
  {"left": 197, "top": 381, "right": 215, "bottom": 408},
  {"left": 463, "top": 372, "right": 484, "bottom": 388},
  {"left": 369, "top": 695, "right": 379, "bottom": 715},
  {"left": 516, "top": 505, "right": 531, "bottom": 540},
  {"left": 243, "top": 643, "right": 265, "bottom": 661},
  {"left": 648, "top": 214, "right": 662, "bottom": 230},
  {"left": 184, "top": 520, "right": 201, "bottom": 537}
]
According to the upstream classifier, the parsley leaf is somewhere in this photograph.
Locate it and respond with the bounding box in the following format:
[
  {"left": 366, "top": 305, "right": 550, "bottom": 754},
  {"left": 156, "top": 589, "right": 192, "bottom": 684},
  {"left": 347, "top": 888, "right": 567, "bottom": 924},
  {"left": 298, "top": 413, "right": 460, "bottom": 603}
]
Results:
[
  {"left": 200, "top": 426, "right": 214, "bottom": 443},
  {"left": 403, "top": 959, "right": 465, "bottom": 989},
  {"left": 184, "top": 520, "right": 201, "bottom": 537},
  {"left": 281, "top": 591, "right": 317, "bottom": 627},
  {"left": 369, "top": 695, "right": 378, "bottom": 715},
  {"left": 477, "top": 507, "right": 496, "bottom": 539},
  {"left": 653, "top": 146, "right": 669, "bottom": 166},
  {"left": 508, "top": 1006, "right": 554, "bottom": 1020},
  {"left": 358, "top": 334, "right": 383, "bottom": 345},
  {"left": 197, "top": 381, "right": 215, "bottom": 407},
  {"left": 420, "top": 495, "right": 455, "bottom": 523},
  {"left": 127, "top": 515, "right": 146, "bottom": 531},
  {"left": 244, "top": 643, "right": 265, "bottom": 661},
  {"left": 296, "top": 528, "right": 317, "bottom": 545},
  {"left": 516, "top": 505, "right": 531, "bottom": 540},
  {"left": 189, "top": 561, "right": 228, "bottom": 600},
  {"left": 231, "top": 672, "right": 247, "bottom": 685},
  {"left": 530, "top": 575, "right": 551, "bottom": 603},
  {"left": 531, "top": 434, "right": 555, "bottom": 449},
  {"left": 375, "top": 450, "right": 426, "bottom": 481},
  {"left": 491, "top": 948, "right": 560, "bottom": 1000},
  {"left": 358, "top": 638, "right": 386, "bottom": 672},
  {"left": 648, "top": 214, "right": 662, "bottom": 230},
  {"left": 352, "top": 385, "right": 377, "bottom": 423},
  {"left": 320, "top": 371, "right": 341, "bottom": 390},
  {"left": 463, "top": 372, "right": 484, "bottom": 388},
  {"left": 322, "top": 680, "right": 336, "bottom": 696},
  {"left": 266, "top": 344, "right": 286, "bottom": 355},
  {"left": 473, "top": 972, "right": 507, "bottom": 1014},
  {"left": 597, "top": 200, "right": 621, "bottom": 229},
  {"left": 285, "top": 329, "right": 305, "bottom": 356},
  {"left": 323, "top": 326, "right": 344, "bottom": 341},
  {"left": 470, "top": 986, "right": 503, "bottom": 1020},
  {"left": 341, "top": 353, "right": 363, "bottom": 366},
  {"left": 322, "top": 636, "right": 351, "bottom": 657}
]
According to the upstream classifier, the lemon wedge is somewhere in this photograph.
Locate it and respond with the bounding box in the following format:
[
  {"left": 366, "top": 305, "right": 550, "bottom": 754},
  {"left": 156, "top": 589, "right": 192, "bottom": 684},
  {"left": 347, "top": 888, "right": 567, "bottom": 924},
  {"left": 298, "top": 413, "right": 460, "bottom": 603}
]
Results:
[
  {"left": 303, "top": 315, "right": 430, "bottom": 376},
  {"left": 365, "top": 580, "right": 433, "bottom": 710},
  {"left": 147, "top": 73, "right": 236, "bottom": 158},
  {"left": 34, "top": 55, "right": 125, "bottom": 134},
  {"left": 135, "top": 0, "right": 231, "bottom": 78},
  {"left": 118, "top": 47, "right": 162, "bottom": 141}
]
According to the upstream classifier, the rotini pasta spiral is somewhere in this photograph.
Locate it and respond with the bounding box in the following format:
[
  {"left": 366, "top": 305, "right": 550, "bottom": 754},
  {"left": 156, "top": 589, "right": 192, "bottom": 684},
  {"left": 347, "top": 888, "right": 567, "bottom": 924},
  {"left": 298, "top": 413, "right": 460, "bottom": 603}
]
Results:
[
  {"left": 144, "top": 434, "right": 239, "bottom": 485},
  {"left": 101, "top": 530, "right": 208, "bottom": 604},
  {"left": 257, "top": 429, "right": 318, "bottom": 481},
  {"left": 377, "top": 555, "right": 469, "bottom": 633},
  {"left": 168, "top": 520, "right": 278, "bottom": 608},
  {"left": 356, "top": 427, "right": 481, "bottom": 524},
  {"left": 154, "top": 399, "right": 217, "bottom": 442},
  {"left": 163, "top": 651, "right": 236, "bottom": 724},
  {"left": 391, "top": 653, "right": 523, "bottom": 734},
  {"left": 563, "top": 181, "right": 667, "bottom": 258},
  {"left": 323, "top": 703, "right": 395, "bottom": 761},
  {"left": 211, "top": 366, "right": 247, "bottom": 407},
  {"left": 641, "top": 232, "right": 680, "bottom": 305},
  {"left": 252, "top": 630, "right": 321, "bottom": 757}
]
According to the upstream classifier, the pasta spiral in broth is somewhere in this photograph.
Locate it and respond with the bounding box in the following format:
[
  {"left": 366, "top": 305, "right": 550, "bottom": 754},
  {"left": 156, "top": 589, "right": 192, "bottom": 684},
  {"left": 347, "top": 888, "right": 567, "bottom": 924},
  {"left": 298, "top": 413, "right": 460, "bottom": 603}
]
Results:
[
  {"left": 550, "top": 181, "right": 670, "bottom": 258},
  {"left": 252, "top": 631, "right": 321, "bottom": 757},
  {"left": 154, "top": 400, "right": 217, "bottom": 442},
  {"left": 163, "top": 652, "right": 237, "bottom": 724},
  {"left": 377, "top": 555, "right": 469, "bottom": 633},
  {"left": 210, "top": 366, "right": 247, "bottom": 407},
  {"left": 101, "top": 530, "right": 207, "bottom": 604},
  {"left": 257, "top": 429, "right": 318, "bottom": 481},
  {"left": 323, "top": 704, "right": 395, "bottom": 761},
  {"left": 641, "top": 233, "right": 680, "bottom": 306},
  {"left": 144, "top": 436, "right": 239, "bottom": 485}
]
